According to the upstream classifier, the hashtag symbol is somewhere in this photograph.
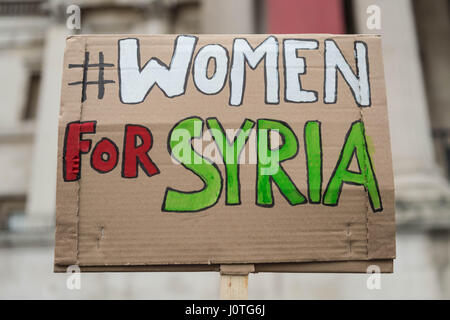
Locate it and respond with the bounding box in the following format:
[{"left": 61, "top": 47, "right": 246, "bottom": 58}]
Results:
[{"left": 68, "top": 51, "right": 115, "bottom": 102}]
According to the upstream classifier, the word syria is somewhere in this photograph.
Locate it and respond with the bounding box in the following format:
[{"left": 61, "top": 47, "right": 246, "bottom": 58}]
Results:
[
  {"left": 118, "top": 36, "right": 371, "bottom": 106},
  {"left": 62, "top": 117, "right": 382, "bottom": 213}
]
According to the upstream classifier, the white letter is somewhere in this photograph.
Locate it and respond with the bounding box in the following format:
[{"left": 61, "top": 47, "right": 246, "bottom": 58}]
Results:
[
  {"left": 366, "top": 265, "right": 381, "bottom": 290},
  {"left": 66, "top": 265, "right": 81, "bottom": 290},
  {"left": 193, "top": 44, "right": 228, "bottom": 95},
  {"left": 119, "top": 36, "right": 197, "bottom": 104},
  {"left": 324, "top": 40, "right": 371, "bottom": 107},
  {"left": 230, "top": 36, "right": 279, "bottom": 106},
  {"left": 66, "top": 5, "right": 81, "bottom": 30},
  {"left": 366, "top": 5, "right": 381, "bottom": 30},
  {"left": 284, "top": 39, "right": 318, "bottom": 103}
]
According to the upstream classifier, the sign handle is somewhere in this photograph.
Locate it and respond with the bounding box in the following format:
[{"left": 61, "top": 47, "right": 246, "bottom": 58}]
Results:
[
  {"left": 220, "top": 275, "right": 248, "bottom": 299},
  {"left": 219, "top": 264, "right": 254, "bottom": 300}
]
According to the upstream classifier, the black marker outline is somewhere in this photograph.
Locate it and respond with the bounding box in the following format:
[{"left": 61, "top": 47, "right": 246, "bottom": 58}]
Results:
[
  {"left": 118, "top": 35, "right": 198, "bottom": 105},
  {"left": 255, "top": 118, "right": 307, "bottom": 208},
  {"left": 323, "top": 39, "right": 372, "bottom": 107},
  {"left": 121, "top": 124, "right": 160, "bottom": 179},
  {"left": 229, "top": 36, "right": 280, "bottom": 107},
  {"left": 90, "top": 137, "right": 119, "bottom": 174},
  {"left": 304, "top": 120, "right": 323, "bottom": 204},
  {"left": 161, "top": 116, "right": 224, "bottom": 213},
  {"left": 62, "top": 120, "right": 97, "bottom": 182},
  {"left": 192, "top": 44, "right": 229, "bottom": 96},
  {"left": 205, "top": 117, "right": 255, "bottom": 206},
  {"left": 322, "top": 120, "right": 383, "bottom": 213},
  {"left": 68, "top": 52, "right": 115, "bottom": 102},
  {"left": 282, "top": 38, "right": 319, "bottom": 104}
]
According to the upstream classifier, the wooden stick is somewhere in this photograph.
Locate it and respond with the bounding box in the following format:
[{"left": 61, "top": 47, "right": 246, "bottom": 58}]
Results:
[
  {"left": 220, "top": 275, "right": 248, "bottom": 300},
  {"left": 219, "top": 264, "right": 254, "bottom": 300}
]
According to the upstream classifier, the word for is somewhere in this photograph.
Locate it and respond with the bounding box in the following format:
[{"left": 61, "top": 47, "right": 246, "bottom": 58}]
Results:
[
  {"left": 118, "top": 36, "right": 371, "bottom": 107},
  {"left": 63, "top": 121, "right": 159, "bottom": 181},
  {"left": 62, "top": 117, "right": 382, "bottom": 213}
]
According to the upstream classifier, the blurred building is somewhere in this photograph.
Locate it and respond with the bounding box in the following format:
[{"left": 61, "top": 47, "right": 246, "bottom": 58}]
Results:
[{"left": 0, "top": 0, "right": 449, "bottom": 299}]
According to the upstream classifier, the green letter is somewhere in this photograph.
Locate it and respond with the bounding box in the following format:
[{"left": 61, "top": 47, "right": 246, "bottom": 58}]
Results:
[
  {"left": 323, "top": 120, "right": 382, "bottom": 212},
  {"left": 162, "top": 117, "right": 222, "bottom": 212},
  {"left": 304, "top": 121, "right": 322, "bottom": 203},
  {"left": 257, "top": 119, "right": 306, "bottom": 207},
  {"left": 206, "top": 117, "right": 255, "bottom": 205}
]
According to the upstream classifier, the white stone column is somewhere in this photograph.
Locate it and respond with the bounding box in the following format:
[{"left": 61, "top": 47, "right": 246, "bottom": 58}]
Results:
[
  {"left": 25, "top": 25, "right": 68, "bottom": 228},
  {"left": 0, "top": 55, "right": 28, "bottom": 126},
  {"left": 136, "top": 17, "right": 170, "bottom": 34},
  {"left": 201, "top": 0, "right": 255, "bottom": 34},
  {"left": 353, "top": 0, "right": 449, "bottom": 202}
]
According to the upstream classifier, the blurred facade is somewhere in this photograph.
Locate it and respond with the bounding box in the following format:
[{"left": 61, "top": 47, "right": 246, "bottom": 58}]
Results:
[{"left": 0, "top": 0, "right": 449, "bottom": 299}]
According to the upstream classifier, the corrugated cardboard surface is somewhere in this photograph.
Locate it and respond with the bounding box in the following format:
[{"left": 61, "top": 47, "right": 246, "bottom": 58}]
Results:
[{"left": 54, "top": 34, "right": 395, "bottom": 273}]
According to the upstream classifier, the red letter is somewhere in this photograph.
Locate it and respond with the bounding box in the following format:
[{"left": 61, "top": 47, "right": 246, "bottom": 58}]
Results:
[
  {"left": 63, "top": 121, "right": 96, "bottom": 181},
  {"left": 90, "top": 138, "right": 119, "bottom": 174},
  {"left": 122, "top": 124, "right": 159, "bottom": 178}
]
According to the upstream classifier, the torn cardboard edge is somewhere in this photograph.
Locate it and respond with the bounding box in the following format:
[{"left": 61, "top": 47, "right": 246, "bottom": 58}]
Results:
[{"left": 54, "top": 259, "right": 393, "bottom": 273}]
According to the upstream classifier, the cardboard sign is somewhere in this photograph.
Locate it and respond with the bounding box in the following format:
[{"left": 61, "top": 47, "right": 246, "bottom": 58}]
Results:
[{"left": 54, "top": 34, "right": 395, "bottom": 273}]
